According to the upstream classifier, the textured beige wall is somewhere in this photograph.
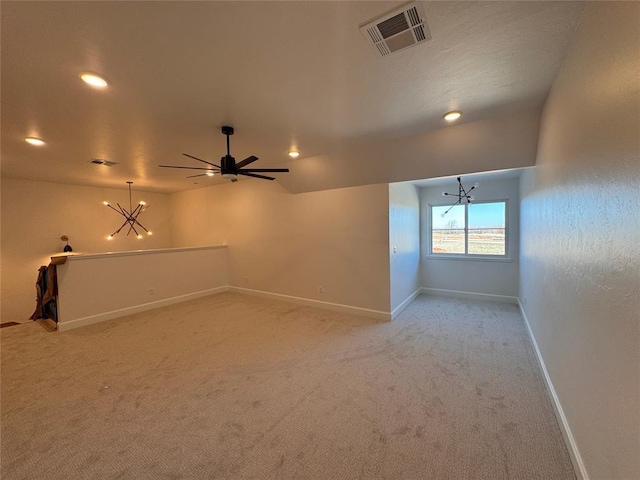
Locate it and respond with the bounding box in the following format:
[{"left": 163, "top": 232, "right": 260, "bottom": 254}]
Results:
[
  {"left": 1, "top": 178, "right": 172, "bottom": 322},
  {"left": 520, "top": 3, "right": 640, "bottom": 479},
  {"left": 171, "top": 180, "right": 391, "bottom": 312},
  {"left": 388, "top": 182, "right": 420, "bottom": 312}
]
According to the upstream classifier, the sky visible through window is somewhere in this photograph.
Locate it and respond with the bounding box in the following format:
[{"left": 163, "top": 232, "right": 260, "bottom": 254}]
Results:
[
  {"left": 469, "top": 202, "right": 505, "bottom": 228},
  {"left": 432, "top": 202, "right": 505, "bottom": 229}
]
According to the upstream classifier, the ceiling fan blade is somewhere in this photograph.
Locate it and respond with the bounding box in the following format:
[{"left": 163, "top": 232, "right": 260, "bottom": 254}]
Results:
[
  {"left": 159, "top": 165, "right": 220, "bottom": 171},
  {"left": 186, "top": 173, "right": 210, "bottom": 178},
  {"left": 235, "top": 155, "right": 259, "bottom": 169},
  {"left": 239, "top": 168, "right": 289, "bottom": 173},
  {"left": 237, "top": 171, "right": 275, "bottom": 181},
  {"left": 182, "top": 153, "right": 221, "bottom": 168}
]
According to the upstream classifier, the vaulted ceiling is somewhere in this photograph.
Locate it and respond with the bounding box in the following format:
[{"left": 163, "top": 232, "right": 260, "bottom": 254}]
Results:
[{"left": 1, "top": 1, "right": 585, "bottom": 193}]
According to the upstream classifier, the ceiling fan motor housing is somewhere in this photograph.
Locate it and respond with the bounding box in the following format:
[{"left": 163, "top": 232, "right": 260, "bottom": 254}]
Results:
[{"left": 221, "top": 154, "right": 236, "bottom": 173}]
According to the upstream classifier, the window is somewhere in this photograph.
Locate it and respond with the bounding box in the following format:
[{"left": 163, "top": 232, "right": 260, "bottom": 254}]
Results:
[{"left": 430, "top": 201, "right": 507, "bottom": 257}]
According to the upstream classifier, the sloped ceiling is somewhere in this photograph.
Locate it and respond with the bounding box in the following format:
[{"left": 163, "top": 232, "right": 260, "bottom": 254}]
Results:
[{"left": 1, "top": 1, "right": 585, "bottom": 193}]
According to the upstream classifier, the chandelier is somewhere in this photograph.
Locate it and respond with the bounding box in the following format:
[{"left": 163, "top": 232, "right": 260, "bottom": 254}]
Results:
[
  {"left": 103, "top": 181, "right": 152, "bottom": 240},
  {"left": 440, "top": 176, "right": 478, "bottom": 217}
]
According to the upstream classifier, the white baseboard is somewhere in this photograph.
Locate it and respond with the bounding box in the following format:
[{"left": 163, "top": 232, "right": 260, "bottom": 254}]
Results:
[
  {"left": 421, "top": 288, "right": 518, "bottom": 304},
  {"left": 391, "top": 289, "right": 421, "bottom": 320},
  {"left": 57, "top": 287, "right": 229, "bottom": 332},
  {"left": 517, "top": 300, "right": 588, "bottom": 480},
  {"left": 228, "top": 286, "right": 391, "bottom": 321}
]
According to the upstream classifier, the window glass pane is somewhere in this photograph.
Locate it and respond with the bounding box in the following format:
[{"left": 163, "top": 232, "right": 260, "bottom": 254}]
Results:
[
  {"left": 432, "top": 205, "right": 465, "bottom": 254},
  {"left": 432, "top": 205, "right": 465, "bottom": 229},
  {"left": 468, "top": 202, "right": 506, "bottom": 255},
  {"left": 432, "top": 229, "right": 465, "bottom": 254}
]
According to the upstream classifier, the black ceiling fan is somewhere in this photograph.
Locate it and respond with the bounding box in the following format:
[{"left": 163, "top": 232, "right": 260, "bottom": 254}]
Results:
[{"left": 159, "top": 126, "right": 289, "bottom": 182}]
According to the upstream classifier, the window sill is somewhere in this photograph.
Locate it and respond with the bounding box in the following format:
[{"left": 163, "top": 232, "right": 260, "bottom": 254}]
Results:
[{"left": 425, "top": 255, "right": 513, "bottom": 263}]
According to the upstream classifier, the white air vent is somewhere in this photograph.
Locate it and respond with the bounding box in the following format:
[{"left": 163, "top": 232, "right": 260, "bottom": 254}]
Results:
[
  {"left": 89, "top": 158, "right": 117, "bottom": 167},
  {"left": 360, "top": 2, "right": 431, "bottom": 57}
]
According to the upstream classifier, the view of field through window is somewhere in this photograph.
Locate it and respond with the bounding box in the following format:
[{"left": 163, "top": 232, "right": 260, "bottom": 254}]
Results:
[{"left": 431, "top": 202, "right": 506, "bottom": 255}]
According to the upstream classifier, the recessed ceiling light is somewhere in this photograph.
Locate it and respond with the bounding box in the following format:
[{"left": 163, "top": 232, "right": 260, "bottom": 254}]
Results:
[
  {"left": 443, "top": 111, "right": 462, "bottom": 122},
  {"left": 80, "top": 73, "right": 108, "bottom": 88},
  {"left": 288, "top": 150, "right": 300, "bottom": 158},
  {"left": 205, "top": 171, "right": 215, "bottom": 177},
  {"left": 25, "top": 137, "right": 45, "bottom": 146}
]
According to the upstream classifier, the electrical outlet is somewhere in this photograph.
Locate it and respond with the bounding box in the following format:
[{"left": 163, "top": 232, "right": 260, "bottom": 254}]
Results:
[
  {"left": 393, "top": 245, "right": 397, "bottom": 254},
  {"left": 244, "top": 276, "right": 249, "bottom": 284},
  {"left": 148, "top": 288, "right": 155, "bottom": 295},
  {"left": 318, "top": 286, "right": 325, "bottom": 294}
]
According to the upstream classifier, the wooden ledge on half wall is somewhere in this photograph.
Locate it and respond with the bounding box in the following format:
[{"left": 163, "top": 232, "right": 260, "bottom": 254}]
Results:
[{"left": 50, "top": 253, "right": 83, "bottom": 265}]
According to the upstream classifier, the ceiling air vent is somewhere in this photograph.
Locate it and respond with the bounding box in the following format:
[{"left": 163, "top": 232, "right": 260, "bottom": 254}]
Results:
[
  {"left": 360, "top": 2, "right": 431, "bottom": 57},
  {"left": 89, "top": 158, "right": 117, "bottom": 167}
]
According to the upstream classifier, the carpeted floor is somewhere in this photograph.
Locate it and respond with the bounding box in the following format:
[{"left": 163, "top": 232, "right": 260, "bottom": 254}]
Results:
[{"left": 1, "top": 293, "right": 575, "bottom": 479}]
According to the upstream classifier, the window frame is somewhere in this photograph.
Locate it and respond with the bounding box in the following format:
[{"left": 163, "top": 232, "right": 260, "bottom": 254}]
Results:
[{"left": 427, "top": 199, "right": 509, "bottom": 260}]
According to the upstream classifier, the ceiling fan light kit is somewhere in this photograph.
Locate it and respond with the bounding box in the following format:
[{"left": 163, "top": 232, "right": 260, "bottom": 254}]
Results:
[{"left": 159, "top": 126, "right": 290, "bottom": 183}]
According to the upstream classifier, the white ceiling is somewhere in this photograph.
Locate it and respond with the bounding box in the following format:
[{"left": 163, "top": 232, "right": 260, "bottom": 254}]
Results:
[{"left": 1, "top": 1, "right": 585, "bottom": 194}]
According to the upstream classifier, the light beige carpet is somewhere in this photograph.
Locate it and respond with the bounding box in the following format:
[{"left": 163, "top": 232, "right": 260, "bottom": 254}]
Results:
[{"left": 1, "top": 293, "right": 575, "bottom": 479}]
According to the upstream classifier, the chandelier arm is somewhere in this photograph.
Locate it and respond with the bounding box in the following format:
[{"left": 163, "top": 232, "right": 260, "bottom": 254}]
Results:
[
  {"left": 112, "top": 219, "right": 129, "bottom": 236},
  {"left": 131, "top": 217, "right": 149, "bottom": 232},
  {"left": 116, "top": 203, "right": 129, "bottom": 216},
  {"left": 135, "top": 223, "right": 149, "bottom": 233},
  {"left": 443, "top": 198, "right": 463, "bottom": 216},
  {"left": 129, "top": 204, "right": 143, "bottom": 217},
  {"left": 105, "top": 204, "right": 122, "bottom": 215},
  {"left": 126, "top": 221, "right": 137, "bottom": 236}
]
